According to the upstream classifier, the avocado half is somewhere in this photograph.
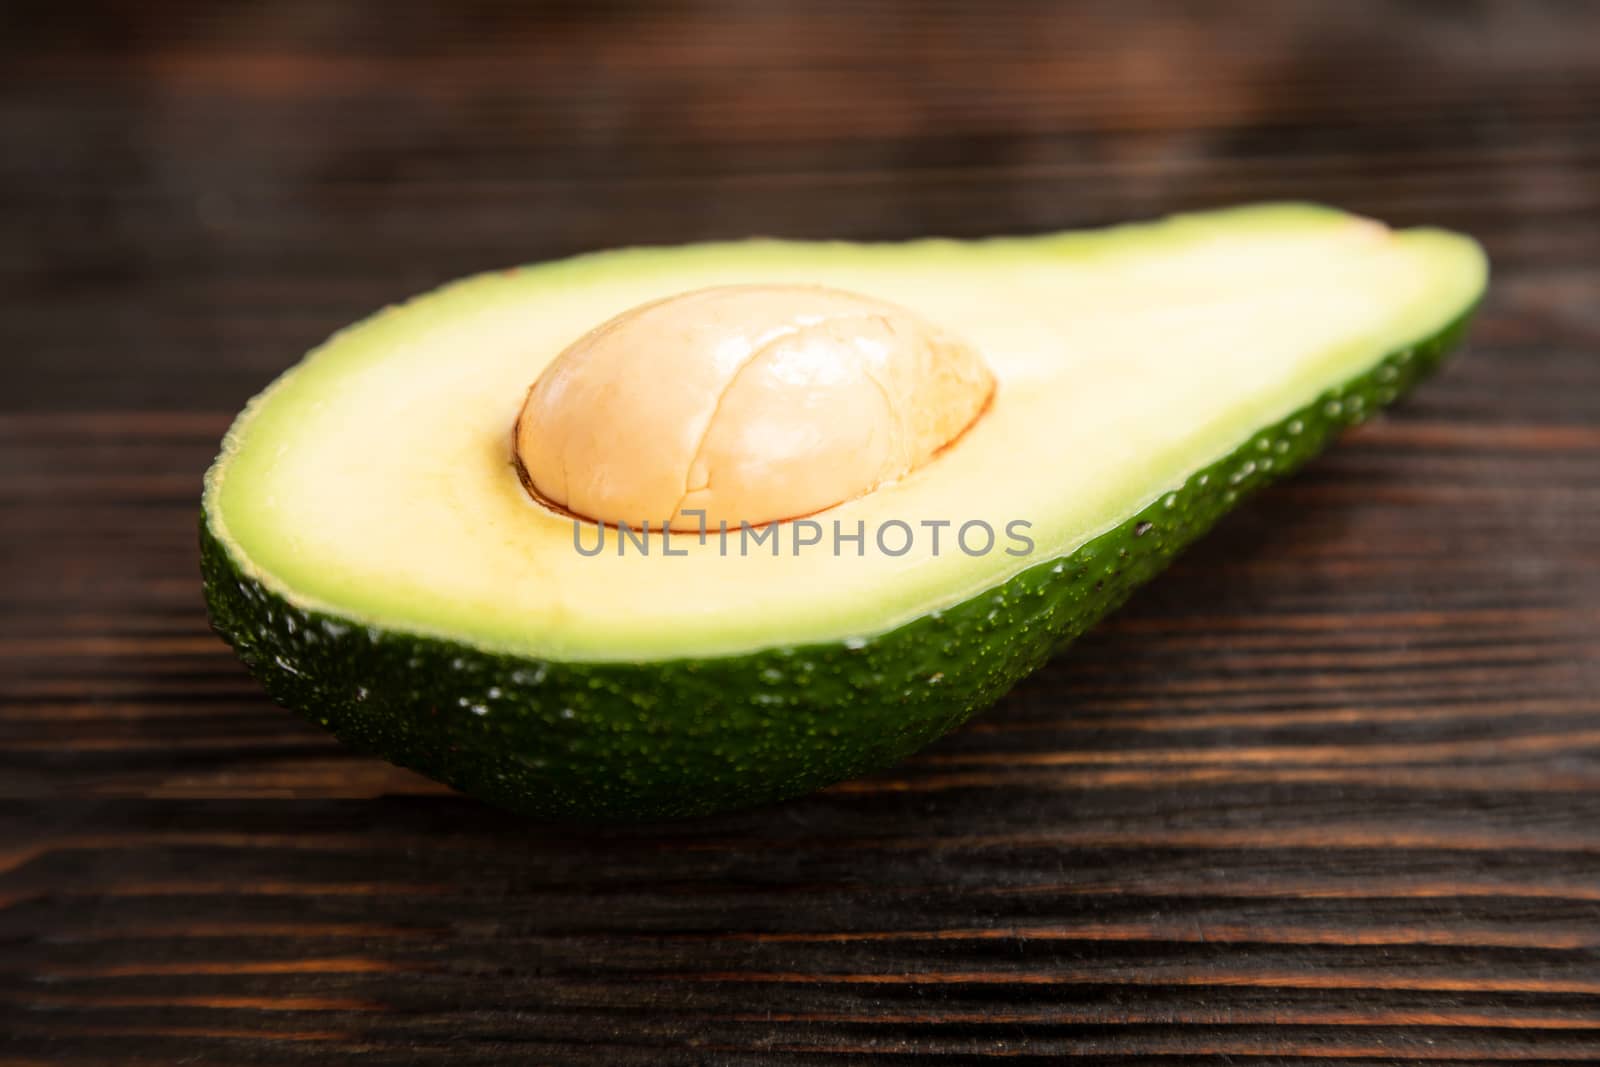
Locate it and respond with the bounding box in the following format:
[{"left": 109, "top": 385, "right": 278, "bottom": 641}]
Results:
[{"left": 201, "top": 204, "right": 1486, "bottom": 819}]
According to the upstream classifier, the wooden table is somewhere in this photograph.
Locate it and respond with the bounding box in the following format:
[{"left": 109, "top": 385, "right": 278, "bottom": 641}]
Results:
[{"left": 4, "top": 3, "right": 1598, "bottom": 1063}]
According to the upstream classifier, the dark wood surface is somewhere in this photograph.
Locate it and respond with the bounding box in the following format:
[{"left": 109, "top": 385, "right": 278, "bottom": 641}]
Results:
[{"left": 4, "top": 2, "right": 1599, "bottom": 1063}]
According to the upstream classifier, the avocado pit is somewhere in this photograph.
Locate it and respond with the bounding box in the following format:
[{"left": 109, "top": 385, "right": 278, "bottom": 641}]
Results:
[{"left": 513, "top": 284, "right": 996, "bottom": 531}]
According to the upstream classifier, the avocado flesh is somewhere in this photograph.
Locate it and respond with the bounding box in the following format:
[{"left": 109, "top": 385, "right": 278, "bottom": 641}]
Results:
[{"left": 202, "top": 203, "right": 1486, "bottom": 819}]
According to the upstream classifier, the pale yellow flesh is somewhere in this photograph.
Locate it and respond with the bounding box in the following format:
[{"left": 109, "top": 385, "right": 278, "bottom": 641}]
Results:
[
  {"left": 514, "top": 285, "right": 995, "bottom": 530},
  {"left": 208, "top": 205, "right": 1486, "bottom": 661}
]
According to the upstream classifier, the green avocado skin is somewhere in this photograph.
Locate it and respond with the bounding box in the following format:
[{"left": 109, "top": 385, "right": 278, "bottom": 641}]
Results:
[{"left": 201, "top": 309, "right": 1475, "bottom": 820}]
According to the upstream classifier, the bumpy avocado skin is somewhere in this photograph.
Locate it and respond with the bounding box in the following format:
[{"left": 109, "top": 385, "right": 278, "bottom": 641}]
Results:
[{"left": 201, "top": 309, "right": 1475, "bottom": 820}]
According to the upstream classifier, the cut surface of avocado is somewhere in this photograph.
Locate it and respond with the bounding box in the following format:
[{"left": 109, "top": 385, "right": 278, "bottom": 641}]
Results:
[{"left": 202, "top": 203, "right": 1486, "bottom": 819}]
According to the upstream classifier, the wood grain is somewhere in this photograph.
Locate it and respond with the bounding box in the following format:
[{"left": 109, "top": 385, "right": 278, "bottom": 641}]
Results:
[{"left": 3, "top": 1, "right": 1599, "bottom": 1063}]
